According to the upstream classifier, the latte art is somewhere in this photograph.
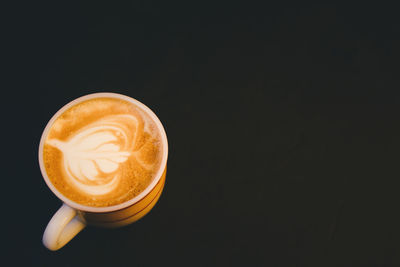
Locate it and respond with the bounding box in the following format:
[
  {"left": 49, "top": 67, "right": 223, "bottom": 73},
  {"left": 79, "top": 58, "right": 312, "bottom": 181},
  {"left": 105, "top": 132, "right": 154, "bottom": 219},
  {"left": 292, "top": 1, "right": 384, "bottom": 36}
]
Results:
[
  {"left": 47, "top": 114, "right": 140, "bottom": 195},
  {"left": 43, "top": 97, "right": 163, "bottom": 207}
]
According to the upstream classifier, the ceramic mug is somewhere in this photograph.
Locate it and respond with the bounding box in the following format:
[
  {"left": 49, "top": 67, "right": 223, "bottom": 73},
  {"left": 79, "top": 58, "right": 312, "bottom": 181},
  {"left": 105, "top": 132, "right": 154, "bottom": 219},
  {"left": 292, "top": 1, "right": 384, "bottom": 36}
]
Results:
[{"left": 38, "top": 93, "right": 168, "bottom": 251}]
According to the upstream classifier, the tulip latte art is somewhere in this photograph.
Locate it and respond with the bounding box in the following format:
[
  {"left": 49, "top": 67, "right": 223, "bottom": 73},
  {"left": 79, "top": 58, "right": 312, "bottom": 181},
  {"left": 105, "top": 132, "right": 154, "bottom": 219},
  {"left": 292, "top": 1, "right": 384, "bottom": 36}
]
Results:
[{"left": 43, "top": 97, "right": 163, "bottom": 207}]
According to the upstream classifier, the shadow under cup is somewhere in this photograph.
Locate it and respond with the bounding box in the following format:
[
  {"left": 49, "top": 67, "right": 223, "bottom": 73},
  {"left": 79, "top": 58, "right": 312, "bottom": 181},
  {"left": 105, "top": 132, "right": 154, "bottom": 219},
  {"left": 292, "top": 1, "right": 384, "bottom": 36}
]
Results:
[{"left": 38, "top": 93, "right": 168, "bottom": 250}]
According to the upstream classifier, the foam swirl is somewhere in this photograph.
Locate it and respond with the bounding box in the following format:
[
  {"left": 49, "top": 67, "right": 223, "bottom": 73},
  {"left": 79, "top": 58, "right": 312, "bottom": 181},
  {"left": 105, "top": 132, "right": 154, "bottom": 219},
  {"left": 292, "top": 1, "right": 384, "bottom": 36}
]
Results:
[{"left": 47, "top": 114, "right": 141, "bottom": 196}]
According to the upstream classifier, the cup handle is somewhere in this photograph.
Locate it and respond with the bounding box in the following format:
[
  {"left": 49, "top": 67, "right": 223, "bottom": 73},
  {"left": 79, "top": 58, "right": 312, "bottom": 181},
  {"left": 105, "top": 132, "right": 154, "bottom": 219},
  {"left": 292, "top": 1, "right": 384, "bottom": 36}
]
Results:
[{"left": 43, "top": 203, "right": 86, "bottom": 251}]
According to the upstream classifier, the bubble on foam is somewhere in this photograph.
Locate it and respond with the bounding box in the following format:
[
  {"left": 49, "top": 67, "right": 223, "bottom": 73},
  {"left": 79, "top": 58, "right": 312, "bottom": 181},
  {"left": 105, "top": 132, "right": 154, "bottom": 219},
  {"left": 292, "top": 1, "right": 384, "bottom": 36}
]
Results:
[
  {"left": 137, "top": 108, "right": 153, "bottom": 133},
  {"left": 47, "top": 114, "right": 141, "bottom": 196},
  {"left": 51, "top": 118, "right": 65, "bottom": 133}
]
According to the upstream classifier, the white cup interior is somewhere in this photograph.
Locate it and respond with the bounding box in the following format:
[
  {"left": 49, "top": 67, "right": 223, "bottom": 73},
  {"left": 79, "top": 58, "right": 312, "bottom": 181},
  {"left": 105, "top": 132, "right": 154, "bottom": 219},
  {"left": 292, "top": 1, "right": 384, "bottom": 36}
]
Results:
[{"left": 38, "top": 92, "right": 168, "bottom": 213}]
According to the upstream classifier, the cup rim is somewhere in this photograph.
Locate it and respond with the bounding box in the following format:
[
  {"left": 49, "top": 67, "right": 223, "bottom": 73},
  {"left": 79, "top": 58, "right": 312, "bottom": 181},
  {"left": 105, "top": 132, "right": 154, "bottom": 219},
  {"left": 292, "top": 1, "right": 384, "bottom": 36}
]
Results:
[{"left": 38, "top": 92, "right": 168, "bottom": 213}]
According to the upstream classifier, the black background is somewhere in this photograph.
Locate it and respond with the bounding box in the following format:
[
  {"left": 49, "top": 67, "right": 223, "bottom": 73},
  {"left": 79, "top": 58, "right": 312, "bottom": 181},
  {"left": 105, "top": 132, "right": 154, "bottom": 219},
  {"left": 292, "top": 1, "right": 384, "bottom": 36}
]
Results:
[{"left": 4, "top": 1, "right": 400, "bottom": 266}]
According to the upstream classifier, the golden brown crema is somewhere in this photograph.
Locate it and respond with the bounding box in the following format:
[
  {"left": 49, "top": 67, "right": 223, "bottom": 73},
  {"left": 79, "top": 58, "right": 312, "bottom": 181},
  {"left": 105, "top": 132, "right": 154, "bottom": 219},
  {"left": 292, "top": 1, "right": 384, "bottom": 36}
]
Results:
[{"left": 43, "top": 97, "right": 163, "bottom": 207}]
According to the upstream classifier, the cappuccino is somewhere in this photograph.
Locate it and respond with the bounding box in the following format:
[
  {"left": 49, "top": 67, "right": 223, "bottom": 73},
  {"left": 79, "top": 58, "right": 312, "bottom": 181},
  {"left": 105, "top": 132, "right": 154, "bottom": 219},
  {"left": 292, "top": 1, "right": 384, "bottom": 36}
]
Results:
[{"left": 43, "top": 97, "right": 163, "bottom": 207}]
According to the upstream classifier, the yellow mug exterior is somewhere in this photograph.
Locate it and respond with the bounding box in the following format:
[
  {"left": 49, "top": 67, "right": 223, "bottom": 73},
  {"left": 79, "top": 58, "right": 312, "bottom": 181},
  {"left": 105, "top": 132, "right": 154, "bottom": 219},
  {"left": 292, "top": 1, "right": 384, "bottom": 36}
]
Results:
[{"left": 82, "top": 168, "right": 166, "bottom": 228}]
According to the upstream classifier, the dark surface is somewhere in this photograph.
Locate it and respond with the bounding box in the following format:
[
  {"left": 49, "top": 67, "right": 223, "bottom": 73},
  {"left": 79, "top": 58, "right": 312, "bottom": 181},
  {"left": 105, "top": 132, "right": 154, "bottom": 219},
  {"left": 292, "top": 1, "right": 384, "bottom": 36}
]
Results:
[{"left": 4, "top": 2, "right": 400, "bottom": 266}]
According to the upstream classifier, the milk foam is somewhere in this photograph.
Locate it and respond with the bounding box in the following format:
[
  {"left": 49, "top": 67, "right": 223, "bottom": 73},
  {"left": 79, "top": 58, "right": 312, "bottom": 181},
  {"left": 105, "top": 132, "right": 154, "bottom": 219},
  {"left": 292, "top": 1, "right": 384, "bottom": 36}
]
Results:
[{"left": 47, "top": 114, "right": 140, "bottom": 196}]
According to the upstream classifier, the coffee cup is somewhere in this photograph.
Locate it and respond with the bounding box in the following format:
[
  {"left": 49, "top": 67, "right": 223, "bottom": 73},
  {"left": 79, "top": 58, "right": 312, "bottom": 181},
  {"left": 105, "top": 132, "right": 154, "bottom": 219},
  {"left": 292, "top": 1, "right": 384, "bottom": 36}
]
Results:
[{"left": 38, "top": 93, "right": 168, "bottom": 250}]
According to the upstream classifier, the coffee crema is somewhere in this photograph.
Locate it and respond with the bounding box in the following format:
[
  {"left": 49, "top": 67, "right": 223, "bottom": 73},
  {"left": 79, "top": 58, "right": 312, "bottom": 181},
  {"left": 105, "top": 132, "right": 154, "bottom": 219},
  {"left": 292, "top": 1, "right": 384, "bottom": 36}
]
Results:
[{"left": 43, "top": 97, "right": 163, "bottom": 207}]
